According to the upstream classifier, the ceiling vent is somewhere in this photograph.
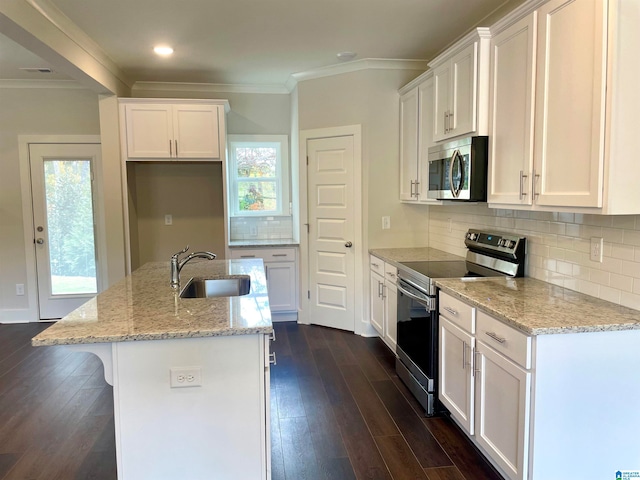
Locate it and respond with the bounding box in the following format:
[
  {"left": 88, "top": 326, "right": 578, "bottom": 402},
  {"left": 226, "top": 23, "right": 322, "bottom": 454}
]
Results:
[{"left": 19, "top": 67, "right": 54, "bottom": 74}]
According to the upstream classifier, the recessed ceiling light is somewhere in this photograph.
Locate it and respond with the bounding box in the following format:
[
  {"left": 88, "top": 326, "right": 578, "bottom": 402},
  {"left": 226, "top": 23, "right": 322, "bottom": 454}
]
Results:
[
  {"left": 336, "top": 51, "right": 357, "bottom": 61},
  {"left": 154, "top": 46, "right": 174, "bottom": 56}
]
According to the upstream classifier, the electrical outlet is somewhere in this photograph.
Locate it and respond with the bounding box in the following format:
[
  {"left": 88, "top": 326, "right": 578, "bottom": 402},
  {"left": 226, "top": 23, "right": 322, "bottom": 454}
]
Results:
[
  {"left": 590, "top": 237, "right": 603, "bottom": 263},
  {"left": 164, "top": 214, "right": 173, "bottom": 226},
  {"left": 170, "top": 367, "right": 202, "bottom": 388},
  {"left": 382, "top": 216, "right": 391, "bottom": 230},
  {"left": 16, "top": 284, "right": 25, "bottom": 296}
]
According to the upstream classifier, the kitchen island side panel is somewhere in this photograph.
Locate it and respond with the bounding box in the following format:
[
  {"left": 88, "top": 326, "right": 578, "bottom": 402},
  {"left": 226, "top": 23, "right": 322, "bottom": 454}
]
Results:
[
  {"left": 112, "top": 334, "right": 266, "bottom": 480},
  {"left": 531, "top": 329, "right": 640, "bottom": 479}
]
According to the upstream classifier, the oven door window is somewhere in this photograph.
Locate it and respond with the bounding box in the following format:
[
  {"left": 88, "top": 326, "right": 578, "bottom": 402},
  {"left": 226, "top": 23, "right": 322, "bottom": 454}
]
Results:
[{"left": 397, "top": 290, "right": 437, "bottom": 383}]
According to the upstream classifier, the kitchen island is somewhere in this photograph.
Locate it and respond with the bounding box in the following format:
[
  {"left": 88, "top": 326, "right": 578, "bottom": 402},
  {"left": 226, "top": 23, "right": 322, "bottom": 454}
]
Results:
[{"left": 32, "top": 259, "right": 273, "bottom": 480}]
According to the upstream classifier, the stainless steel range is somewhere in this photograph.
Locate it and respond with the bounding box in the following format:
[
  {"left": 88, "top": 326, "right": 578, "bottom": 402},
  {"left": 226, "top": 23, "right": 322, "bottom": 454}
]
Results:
[{"left": 395, "top": 229, "right": 526, "bottom": 416}]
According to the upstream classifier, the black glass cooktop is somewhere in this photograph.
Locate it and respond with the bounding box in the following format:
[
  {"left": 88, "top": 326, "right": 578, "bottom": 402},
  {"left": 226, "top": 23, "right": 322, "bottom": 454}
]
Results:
[{"left": 400, "top": 260, "right": 506, "bottom": 280}]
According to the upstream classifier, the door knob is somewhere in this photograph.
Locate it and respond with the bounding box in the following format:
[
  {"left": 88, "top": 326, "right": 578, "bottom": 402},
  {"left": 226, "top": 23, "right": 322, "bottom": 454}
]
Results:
[
  {"left": 345, "top": 241, "right": 353, "bottom": 248},
  {"left": 36, "top": 238, "right": 44, "bottom": 245}
]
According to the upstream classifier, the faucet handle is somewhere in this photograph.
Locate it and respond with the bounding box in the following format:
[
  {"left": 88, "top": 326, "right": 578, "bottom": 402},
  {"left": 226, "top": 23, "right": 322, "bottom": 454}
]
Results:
[{"left": 172, "top": 245, "right": 189, "bottom": 259}]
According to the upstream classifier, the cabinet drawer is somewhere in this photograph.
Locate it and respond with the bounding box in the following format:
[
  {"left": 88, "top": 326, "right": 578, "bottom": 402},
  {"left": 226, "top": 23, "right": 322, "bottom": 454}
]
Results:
[
  {"left": 439, "top": 291, "right": 475, "bottom": 334},
  {"left": 477, "top": 310, "right": 532, "bottom": 369},
  {"left": 384, "top": 263, "right": 398, "bottom": 283},
  {"left": 369, "top": 255, "right": 384, "bottom": 275},
  {"left": 231, "top": 248, "right": 295, "bottom": 262}
]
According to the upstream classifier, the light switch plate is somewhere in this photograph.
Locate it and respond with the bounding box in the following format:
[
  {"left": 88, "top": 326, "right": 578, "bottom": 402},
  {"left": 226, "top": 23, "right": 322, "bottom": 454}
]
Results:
[
  {"left": 382, "top": 216, "right": 391, "bottom": 230},
  {"left": 165, "top": 214, "right": 173, "bottom": 225}
]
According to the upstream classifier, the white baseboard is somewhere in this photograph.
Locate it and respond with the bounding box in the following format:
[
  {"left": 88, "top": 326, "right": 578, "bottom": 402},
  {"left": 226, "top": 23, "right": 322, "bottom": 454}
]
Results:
[
  {"left": 0, "top": 308, "right": 37, "bottom": 324},
  {"left": 271, "top": 312, "right": 298, "bottom": 322}
]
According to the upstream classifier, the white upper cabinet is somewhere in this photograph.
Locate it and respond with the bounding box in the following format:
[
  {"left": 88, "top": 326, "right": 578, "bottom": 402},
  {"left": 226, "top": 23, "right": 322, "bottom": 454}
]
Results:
[
  {"left": 398, "top": 72, "right": 441, "bottom": 204},
  {"left": 399, "top": 87, "right": 419, "bottom": 201},
  {"left": 122, "top": 101, "right": 224, "bottom": 161},
  {"left": 430, "top": 29, "right": 491, "bottom": 143},
  {"left": 489, "top": 0, "right": 640, "bottom": 214},
  {"left": 488, "top": 14, "right": 537, "bottom": 205},
  {"left": 533, "top": 0, "right": 606, "bottom": 208}
]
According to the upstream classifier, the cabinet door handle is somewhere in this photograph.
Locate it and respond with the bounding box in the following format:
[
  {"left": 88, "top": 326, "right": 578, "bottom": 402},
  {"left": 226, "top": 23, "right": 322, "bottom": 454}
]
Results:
[
  {"left": 271, "top": 253, "right": 288, "bottom": 257},
  {"left": 240, "top": 255, "right": 256, "bottom": 258},
  {"left": 265, "top": 265, "right": 268, "bottom": 280},
  {"left": 414, "top": 180, "right": 420, "bottom": 198},
  {"left": 378, "top": 281, "right": 383, "bottom": 298},
  {"left": 533, "top": 169, "right": 540, "bottom": 197},
  {"left": 449, "top": 112, "right": 454, "bottom": 132},
  {"left": 443, "top": 306, "right": 458, "bottom": 316},
  {"left": 462, "top": 341, "right": 467, "bottom": 370},
  {"left": 410, "top": 180, "right": 415, "bottom": 197},
  {"left": 519, "top": 170, "right": 528, "bottom": 200},
  {"left": 169, "top": 140, "right": 172, "bottom": 157},
  {"left": 381, "top": 283, "right": 386, "bottom": 299},
  {"left": 485, "top": 331, "right": 506, "bottom": 344},
  {"left": 269, "top": 330, "right": 276, "bottom": 342},
  {"left": 175, "top": 139, "right": 178, "bottom": 157},
  {"left": 269, "top": 352, "right": 277, "bottom": 365},
  {"left": 444, "top": 112, "right": 449, "bottom": 133},
  {"left": 474, "top": 350, "right": 481, "bottom": 376}
]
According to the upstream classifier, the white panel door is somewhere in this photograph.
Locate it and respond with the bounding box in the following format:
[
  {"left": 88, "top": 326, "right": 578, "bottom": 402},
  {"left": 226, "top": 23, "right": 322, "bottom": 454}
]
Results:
[
  {"left": 307, "top": 136, "right": 355, "bottom": 331},
  {"left": 534, "top": 0, "right": 606, "bottom": 207},
  {"left": 29, "top": 144, "right": 102, "bottom": 320},
  {"left": 488, "top": 14, "right": 536, "bottom": 205}
]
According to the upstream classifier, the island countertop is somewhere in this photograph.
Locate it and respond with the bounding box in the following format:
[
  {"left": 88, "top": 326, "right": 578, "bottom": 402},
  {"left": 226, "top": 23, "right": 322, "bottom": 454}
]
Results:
[
  {"left": 32, "top": 259, "right": 273, "bottom": 346},
  {"left": 435, "top": 276, "right": 640, "bottom": 335}
]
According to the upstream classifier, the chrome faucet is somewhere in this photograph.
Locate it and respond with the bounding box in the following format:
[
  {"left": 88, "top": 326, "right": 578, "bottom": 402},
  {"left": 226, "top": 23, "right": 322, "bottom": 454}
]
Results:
[{"left": 170, "top": 245, "right": 217, "bottom": 289}]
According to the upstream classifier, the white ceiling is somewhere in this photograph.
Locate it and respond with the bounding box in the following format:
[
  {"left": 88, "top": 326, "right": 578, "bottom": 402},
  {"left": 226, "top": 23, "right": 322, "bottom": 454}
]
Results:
[{"left": 1, "top": 0, "right": 524, "bottom": 87}]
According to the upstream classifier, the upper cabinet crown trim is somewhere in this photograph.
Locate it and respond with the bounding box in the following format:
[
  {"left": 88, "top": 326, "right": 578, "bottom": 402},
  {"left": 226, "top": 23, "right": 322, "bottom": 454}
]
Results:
[
  {"left": 118, "top": 97, "right": 231, "bottom": 113},
  {"left": 428, "top": 27, "right": 491, "bottom": 69}
]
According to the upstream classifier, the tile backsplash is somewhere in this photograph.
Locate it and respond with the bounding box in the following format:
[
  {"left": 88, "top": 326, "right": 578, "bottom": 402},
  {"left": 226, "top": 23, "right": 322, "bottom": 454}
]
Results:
[
  {"left": 428, "top": 205, "right": 640, "bottom": 311},
  {"left": 230, "top": 216, "right": 293, "bottom": 241}
]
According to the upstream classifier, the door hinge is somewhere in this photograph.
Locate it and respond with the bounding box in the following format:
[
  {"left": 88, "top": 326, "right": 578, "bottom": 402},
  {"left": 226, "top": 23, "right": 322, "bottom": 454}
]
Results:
[
  {"left": 307, "top": 290, "right": 310, "bottom": 299},
  {"left": 306, "top": 156, "right": 309, "bottom": 166}
]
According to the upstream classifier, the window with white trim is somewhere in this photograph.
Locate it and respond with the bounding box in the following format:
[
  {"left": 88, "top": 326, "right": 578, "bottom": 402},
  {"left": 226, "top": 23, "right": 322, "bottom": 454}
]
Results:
[{"left": 227, "top": 135, "right": 290, "bottom": 216}]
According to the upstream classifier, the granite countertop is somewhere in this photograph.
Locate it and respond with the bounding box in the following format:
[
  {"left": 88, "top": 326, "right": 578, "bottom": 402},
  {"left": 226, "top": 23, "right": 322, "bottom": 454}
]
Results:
[
  {"left": 369, "top": 247, "right": 464, "bottom": 266},
  {"left": 32, "top": 259, "right": 273, "bottom": 346},
  {"left": 229, "top": 239, "right": 299, "bottom": 248},
  {"left": 436, "top": 276, "right": 640, "bottom": 335}
]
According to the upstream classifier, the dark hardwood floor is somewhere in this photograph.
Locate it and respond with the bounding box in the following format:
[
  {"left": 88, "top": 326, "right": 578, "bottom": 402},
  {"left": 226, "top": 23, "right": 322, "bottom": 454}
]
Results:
[{"left": 0, "top": 322, "right": 502, "bottom": 480}]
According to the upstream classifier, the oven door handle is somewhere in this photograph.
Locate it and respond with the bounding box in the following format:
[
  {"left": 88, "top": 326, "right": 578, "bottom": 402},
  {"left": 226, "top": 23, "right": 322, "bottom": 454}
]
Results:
[{"left": 397, "top": 283, "right": 430, "bottom": 306}]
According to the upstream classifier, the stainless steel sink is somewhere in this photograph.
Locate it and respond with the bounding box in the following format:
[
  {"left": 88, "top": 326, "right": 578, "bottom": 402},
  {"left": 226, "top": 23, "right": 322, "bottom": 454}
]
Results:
[{"left": 179, "top": 275, "right": 251, "bottom": 298}]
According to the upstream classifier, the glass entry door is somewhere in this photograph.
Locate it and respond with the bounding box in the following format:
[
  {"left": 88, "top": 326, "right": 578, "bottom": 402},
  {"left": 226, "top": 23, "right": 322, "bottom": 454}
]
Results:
[{"left": 29, "top": 144, "right": 101, "bottom": 320}]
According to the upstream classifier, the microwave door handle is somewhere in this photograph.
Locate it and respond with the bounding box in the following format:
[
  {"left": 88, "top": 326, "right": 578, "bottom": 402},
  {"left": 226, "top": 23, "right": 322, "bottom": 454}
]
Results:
[
  {"left": 455, "top": 152, "right": 465, "bottom": 197},
  {"left": 449, "top": 149, "right": 462, "bottom": 198}
]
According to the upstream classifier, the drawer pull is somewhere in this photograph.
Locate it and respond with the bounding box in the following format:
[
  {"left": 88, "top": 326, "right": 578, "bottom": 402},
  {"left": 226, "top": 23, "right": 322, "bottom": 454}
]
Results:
[
  {"left": 269, "top": 352, "right": 277, "bottom": 365},
  {"left": 386, "top": 272, "right": 396, "bottom": 278},
  {"left": 372, "top": 262, "right": 379, "bottom": 268},
  {"left": 443, "top": 306, "right": 459, "bottom": 316},
  {"left": 485, "top": 331, "right": 506, "bottom": 344},
  {"left": 240, "top": 255, "right": 256, "bottom": 258},
  {"left": 271, "top": 254, "right": 288, "bottom": 257}
]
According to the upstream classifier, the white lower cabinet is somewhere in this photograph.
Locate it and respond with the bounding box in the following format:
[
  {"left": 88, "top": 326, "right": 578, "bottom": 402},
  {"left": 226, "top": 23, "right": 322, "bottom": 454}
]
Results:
[
  {"left": 369, "top": 255, "right": 397, "bottom": 353},
  {"left": 439, "top": 292, "right": 531, "bottom": 480},
  {"left": 230, "top": 247, "right": 298, "bottom": 317},
  {"left": 475, "top": 339, "right": 531, "bottom": 480}
]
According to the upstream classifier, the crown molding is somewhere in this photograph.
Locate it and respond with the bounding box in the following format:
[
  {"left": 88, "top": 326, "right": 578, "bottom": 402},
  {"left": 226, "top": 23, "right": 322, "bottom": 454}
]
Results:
[
  {"left": 132, "top": 81, "right": 290, "bottom": 95},
  {"left": 286, "top": 58, "right": 428, "bottom": 91},
  {"left": 0, "top": 79, "right": 85, "bottom": 89}
]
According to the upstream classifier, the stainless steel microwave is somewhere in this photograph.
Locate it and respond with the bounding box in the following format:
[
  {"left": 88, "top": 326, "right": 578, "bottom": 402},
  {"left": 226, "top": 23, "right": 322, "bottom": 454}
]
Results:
[{"left": 427, "top": 136, "right": 488, "bottom": 201}]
